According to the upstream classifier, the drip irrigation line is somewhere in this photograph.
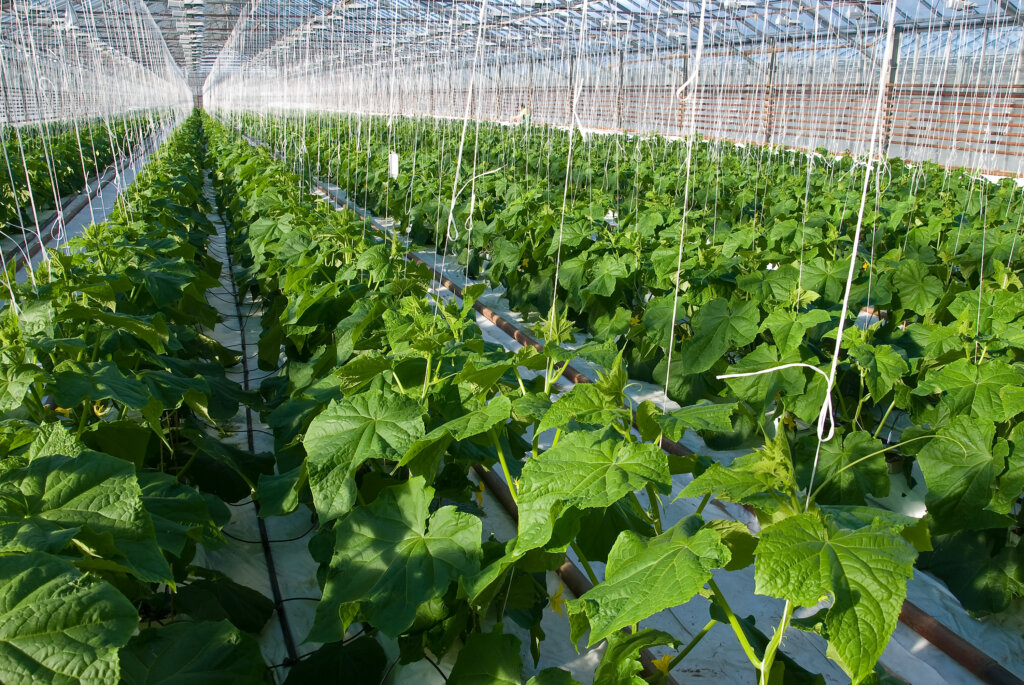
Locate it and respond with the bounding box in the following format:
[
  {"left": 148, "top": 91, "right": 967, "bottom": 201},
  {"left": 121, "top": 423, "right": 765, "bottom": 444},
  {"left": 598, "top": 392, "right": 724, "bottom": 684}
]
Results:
[
  {"left": 208, "top": 171, "right": 300, "bottom": 668},
  {"left": 424, "top": 654, "right": 449, "bottom": 682},
  {"left": 221, "top": 523, "right": 317, "bottom": 546},
  {"left": 378, "top": 656, "right": 400, "bottom": 685},
  {"left": 278, "top": 596, "right": 323, "bottom": 604}
]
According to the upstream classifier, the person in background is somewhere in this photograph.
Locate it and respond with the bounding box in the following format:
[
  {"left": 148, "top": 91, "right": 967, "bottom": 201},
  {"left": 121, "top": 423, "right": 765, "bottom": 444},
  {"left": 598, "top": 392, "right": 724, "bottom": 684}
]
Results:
[{"left": 516, "top": 102, "right": 530, "bottom": 126}]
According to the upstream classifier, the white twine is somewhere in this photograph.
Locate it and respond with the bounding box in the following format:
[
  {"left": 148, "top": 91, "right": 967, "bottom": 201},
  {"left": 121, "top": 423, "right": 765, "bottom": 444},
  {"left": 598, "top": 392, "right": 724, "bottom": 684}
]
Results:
[
  {"left": 715, "top": 0, "right": 900, "bottom": 511},
  {"left": 718, "top": 362, "right": 835, "bottom": 442}
]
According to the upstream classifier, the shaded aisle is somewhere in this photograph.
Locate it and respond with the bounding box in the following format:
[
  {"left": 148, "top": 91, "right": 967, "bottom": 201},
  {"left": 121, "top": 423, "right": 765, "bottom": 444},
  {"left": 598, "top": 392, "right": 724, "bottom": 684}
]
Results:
[{"left": 194, "top": 168, "right": 321, "bottom": 682}]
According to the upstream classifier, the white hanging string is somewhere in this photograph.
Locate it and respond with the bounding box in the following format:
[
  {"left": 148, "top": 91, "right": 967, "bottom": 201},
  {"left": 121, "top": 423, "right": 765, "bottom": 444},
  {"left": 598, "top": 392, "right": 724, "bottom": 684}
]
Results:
[
  {"left": 716, "top": 0, "right": 901, "bottom": 510},
  {"left": 663, "top": 0, "right": 707, "bottom": 393}
]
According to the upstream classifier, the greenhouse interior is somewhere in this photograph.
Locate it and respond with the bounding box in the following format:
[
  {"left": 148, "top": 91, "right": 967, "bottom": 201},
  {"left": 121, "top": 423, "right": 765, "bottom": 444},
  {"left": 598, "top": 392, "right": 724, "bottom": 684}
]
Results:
[{"left": 2, "top": 0, "right": 1024, "bottom": 683}]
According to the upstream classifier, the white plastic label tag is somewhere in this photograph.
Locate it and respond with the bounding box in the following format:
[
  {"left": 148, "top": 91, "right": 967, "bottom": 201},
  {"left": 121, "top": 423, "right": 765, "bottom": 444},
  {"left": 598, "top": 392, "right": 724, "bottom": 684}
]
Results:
[{"left": 388, "top": 151, "right": 399, "bottom": 179}]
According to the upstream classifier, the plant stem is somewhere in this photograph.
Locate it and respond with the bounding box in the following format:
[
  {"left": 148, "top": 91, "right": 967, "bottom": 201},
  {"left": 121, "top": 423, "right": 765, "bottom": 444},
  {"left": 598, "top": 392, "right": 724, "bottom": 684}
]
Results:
[
  {"left": 490, "top": 429, "right": 517, "bottom": 503},
  {"left": 695, "top": 492, "right": 712, "bottom": 516},
  {"left": 512, "top": 367, "right": 527, "bottom": 397},
  {"left": 872, "top": 399, "right": 897, "bottom": 439},
  {"left": 667, "top": 619, "right": 717, "bottom": 671},
  {"left": 708, "top": 578, "right": 762, "bottom": 671},
  {"left": 759, "top": 600, "right": 794, "bottom": 685},
  {"left": 420, "top": 353, "right": 431, "bottom": 401},
  {"left": 645, "top": 482, "right": 663, "bottom": 534},
  {"left": 544, "top": 357, "right": 555, "bottom": 395},
  {"left": 571, "top": 542, "right": 600, "bottom": 586}
]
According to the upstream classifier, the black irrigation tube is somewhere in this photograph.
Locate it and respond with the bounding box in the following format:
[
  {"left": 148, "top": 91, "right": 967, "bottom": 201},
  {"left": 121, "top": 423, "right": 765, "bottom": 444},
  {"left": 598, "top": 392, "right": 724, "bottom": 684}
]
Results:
[
  {"left": 209, "top": 163, "right": 300, "bottom": 667},
  {"left": 233, "top": 124, "right": 1023, "bottom": 685}
]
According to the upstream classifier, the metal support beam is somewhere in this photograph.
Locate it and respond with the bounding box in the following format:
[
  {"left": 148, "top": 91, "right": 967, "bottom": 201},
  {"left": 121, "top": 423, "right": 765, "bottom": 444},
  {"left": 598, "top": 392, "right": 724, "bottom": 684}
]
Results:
[
  {"left": 881, "top": 28, "right": 902, "bottom": 157},
  {"left": 1016, "top": 29, "right": 1024, "bottom": 85},
  {"left": 763, "top": 42, "right": 778, "bottom": 145},
  {"left": 616, "top": 49, "right": 624, "bottom": 128},
  {"left": 991, "top": 0, "right": 1022, "bottom": 23}
]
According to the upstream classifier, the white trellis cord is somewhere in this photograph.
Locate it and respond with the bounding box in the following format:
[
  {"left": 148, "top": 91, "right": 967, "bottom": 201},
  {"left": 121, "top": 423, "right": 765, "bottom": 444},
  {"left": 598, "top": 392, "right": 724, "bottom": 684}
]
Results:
[
  {"left": 715, "top": 0, "right": 900, "bottom": 511},
  {"left": 718, "top": 363, "right": 836, "bottom": 442}
]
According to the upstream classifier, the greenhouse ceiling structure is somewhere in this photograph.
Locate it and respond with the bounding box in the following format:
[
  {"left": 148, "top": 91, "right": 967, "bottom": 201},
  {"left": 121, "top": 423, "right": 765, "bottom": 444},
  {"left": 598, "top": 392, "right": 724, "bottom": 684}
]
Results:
[{"left": 1, "top": 0, "right": 1023, "bottom": 684}]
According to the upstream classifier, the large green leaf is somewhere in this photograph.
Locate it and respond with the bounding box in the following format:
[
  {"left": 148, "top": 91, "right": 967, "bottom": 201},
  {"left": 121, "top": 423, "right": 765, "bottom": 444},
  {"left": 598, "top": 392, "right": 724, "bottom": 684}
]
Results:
[
  {"left": 138, "top": 472, "right": 227, "bottom": 557},
  {"left": 312, "top": 477, "right": 481, "bottom": 639},
  {"left": 0, "top": 552, "right": 137, "bottom": 685},
  {"left": 537, "top": 384, "right": 629, "bottom": 435},
  {"left": 174, "top": 579, "right": 274, "bottom": 634},
  {"left": 679, "top": 436, "right": 797, "bottom": 518},
  {"left": 917, "top": 417, "right": 1011, "bottom": 533},
  {"left": 51, "top": 361, "right": 151, "bottom": 410},
  {"left": 282, "top": 636, "right": 387, "bottom": 684},
  {"left": 447, "top": 629, "right": 522, "bottom": 685},
  {"left": 570, "top": 517, "right": 728, "bottom": 644},
  {"left": 0, "top": 363, "right": 39, "bottom": 412},
  {"left": 584, "top": 254, "right": 630, "bottom": 298},
  {"left": 303, "top": 388, "right": 424, "bottom": 521},
  {"left": 797, "top": 431, "right": 888, "bottom": 505},
  {"left": 677, "top": 298, "right": 759, "bottom": 375},
  {"left": 918, "top": 529, "right": 1023, "bottom": 615},
  {"left": 762, "top": 309, "right": 832, "bottom": 354},
  {"left": 119, "top": 620, "right": 266, "bottom": 684},
  {"left": 527, "top": 669, "right": 582, "bottom": 685},
  {"left": 0, "top": 452, "right": 172, "bottom": 583},
  {"left": 891, "top": 260, "right": 943, "bottom": 314},
  {"left": 515, "top": 431, "right": 669, "bottom": 553},
  {"left": 58, "top": 304, "right": 169, "bottom": 354},
  {"left": 849, "top": 344, "right": 907, "bottom": 401},
  {"left": 914, "top": 359, "right": 1024, "bottom": 424},
  {"left": 398, "top": 395, "right": 511, "bottom": 476},
  {"left": 754, "top": 513, "right": 917, "bottom": 684}
]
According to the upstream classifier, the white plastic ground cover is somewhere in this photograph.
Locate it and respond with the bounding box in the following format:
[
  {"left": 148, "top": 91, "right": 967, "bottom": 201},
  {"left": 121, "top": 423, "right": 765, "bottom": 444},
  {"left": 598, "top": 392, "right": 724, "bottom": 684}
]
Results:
[
  {"left": 309, "top": 177, "right": 1024, "bottom": 684},
  {"left": 192, "top": 175, "right": 326, "bottom": 681}
]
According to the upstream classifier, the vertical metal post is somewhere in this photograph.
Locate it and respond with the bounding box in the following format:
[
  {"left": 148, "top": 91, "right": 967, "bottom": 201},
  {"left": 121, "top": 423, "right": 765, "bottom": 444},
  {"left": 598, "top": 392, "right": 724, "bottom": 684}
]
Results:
[
  {"left": 528, "top": 58, "right": 534, "bottom": 118},
  {"left": 678, "top": 52, "right": 688, "bottom": 133},
  {"left": 567, "top": 54, "right": 574, "bottom": 125},
  {"left": 497, "top": 63, "right": 504, "bottom": 119},
  {"left": 763, "top": 43, "right": 779, "bottom": 146},
  {"left": 616, "top": 50, "right": 624, "bottom": 129},
  {"left": 880, "top": 28, "right": 902, "bottom": 157},
  {"left": 1016, "top": 29, "right": 1024, "bottom": 85}
]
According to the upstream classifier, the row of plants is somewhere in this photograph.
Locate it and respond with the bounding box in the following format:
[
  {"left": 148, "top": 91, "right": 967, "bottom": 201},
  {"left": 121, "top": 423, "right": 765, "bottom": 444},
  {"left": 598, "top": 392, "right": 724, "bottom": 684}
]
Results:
[
  {"left": 209, "top": 110, "right": 937, "bottom": 684},
  {"left": 0, "top": 112, "right": 284, "bottom": 684},
  {"left": 1, "top": 114, "right": 165, "bottom": 236},
  {"left": 233, "top": 110, "right": 1024, "bottom": 622}
]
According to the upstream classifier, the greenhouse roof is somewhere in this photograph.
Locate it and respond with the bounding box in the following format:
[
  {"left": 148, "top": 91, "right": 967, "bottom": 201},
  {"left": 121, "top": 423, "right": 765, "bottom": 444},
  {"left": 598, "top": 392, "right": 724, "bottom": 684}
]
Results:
[{"left": 1, "top": 0, "right": 1022, "bottom": 87}]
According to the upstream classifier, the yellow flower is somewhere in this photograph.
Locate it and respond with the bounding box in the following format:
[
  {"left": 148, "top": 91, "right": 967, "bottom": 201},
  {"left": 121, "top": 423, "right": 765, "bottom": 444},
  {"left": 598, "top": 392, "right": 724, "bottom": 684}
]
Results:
[
  {"left": 651, "top": 653, "right": 673, "bottom": 675},
  {"left": 474, "top": 481, "right": 486, "bottom": 507},
  {"left": 549, "top": 584, "right": 566, "bottom": 616},
  {"left": 55, "top": 406, "right": 73, "bottom": 417},
  {"left": 782, "top": 413, "right": 797, "bottom": 431},
  {"left": 630, "top": 314, "right": 641, "bottom": 326}
]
